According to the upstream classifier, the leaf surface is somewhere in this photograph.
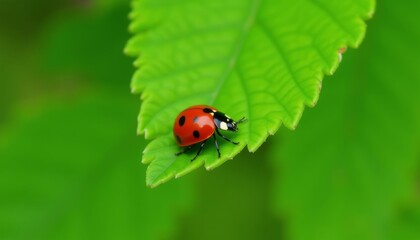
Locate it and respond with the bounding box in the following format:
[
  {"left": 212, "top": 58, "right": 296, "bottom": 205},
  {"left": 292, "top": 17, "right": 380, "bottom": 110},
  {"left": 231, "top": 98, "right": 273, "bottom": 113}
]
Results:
[
  {"left": 271, "top": 2, "right": 420, "bottom": 239},
  {"left": 126, "top": 0, "right": 375, "bottom": 187}
]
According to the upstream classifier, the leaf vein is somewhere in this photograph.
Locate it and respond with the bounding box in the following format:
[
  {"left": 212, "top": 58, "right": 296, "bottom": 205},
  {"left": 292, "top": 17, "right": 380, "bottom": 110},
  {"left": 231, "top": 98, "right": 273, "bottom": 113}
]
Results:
[
  {"left": 141, "top": 23, "right": 242, "bottom": 46},
  {"left": 256, "top": 18, "right": 312, "bottom": 102},
  {"left": 308, "top": 0, "right": 356, "bottom": 40},
  {"left": 209, "top": 0, "right": 262, "bottom": 104},
  {"left": 235, "top": 68, "right": 252, "bottom": 144},
  {"left": 139, "top": 58, "right": 227, "bottom": 84}
]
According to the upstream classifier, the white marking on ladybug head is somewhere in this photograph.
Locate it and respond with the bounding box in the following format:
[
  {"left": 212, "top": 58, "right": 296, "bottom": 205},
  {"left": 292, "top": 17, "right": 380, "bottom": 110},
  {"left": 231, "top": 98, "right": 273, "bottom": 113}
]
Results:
[
  {"left": 220, "top": 121, "right": 228, "bottom": 130},
  {"left": 210, "top": 112, "right": 214, "bottom": 116}
]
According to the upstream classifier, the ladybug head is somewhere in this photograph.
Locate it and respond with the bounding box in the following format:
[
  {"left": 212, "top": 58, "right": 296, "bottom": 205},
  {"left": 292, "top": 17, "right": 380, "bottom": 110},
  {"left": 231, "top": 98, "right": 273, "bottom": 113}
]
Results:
[
  {"left": 213, "top": 112, "right": 246, "bottom": 132},
  {"left": 228, "top": 117, "right": 246, "bottom": 131}
]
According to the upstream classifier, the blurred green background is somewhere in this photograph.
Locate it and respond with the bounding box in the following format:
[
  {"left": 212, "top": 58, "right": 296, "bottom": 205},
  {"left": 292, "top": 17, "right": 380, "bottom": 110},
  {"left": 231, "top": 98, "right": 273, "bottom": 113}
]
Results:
[{"left": 0, "top": 0, "right": 419, "bottom": 240}]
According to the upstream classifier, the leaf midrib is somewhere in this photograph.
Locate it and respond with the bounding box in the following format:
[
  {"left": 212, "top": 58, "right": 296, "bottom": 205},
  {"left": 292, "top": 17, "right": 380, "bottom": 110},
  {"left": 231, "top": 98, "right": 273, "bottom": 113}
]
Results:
[
  {"left": 208, "top": 0, "right": 262, "bottom": 104},
  {"left": 147, "top": 0, "right": 264, "bottom": 182}
]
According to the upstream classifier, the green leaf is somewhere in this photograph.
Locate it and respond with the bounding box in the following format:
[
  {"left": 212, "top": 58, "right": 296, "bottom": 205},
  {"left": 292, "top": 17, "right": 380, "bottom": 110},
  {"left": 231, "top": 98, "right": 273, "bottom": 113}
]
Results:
[
  {"left": 270, "top": 1, "right": 420, "bottom": 239},
  {"left": 125, "top": 0, "right": 375, "bottom": 187}
]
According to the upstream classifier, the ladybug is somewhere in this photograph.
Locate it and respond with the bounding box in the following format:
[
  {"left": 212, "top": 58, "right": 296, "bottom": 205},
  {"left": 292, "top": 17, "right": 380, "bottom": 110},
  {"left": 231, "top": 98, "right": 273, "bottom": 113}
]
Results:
[{"left": 173, "top": 105, "right": 245, "bottom": 161}]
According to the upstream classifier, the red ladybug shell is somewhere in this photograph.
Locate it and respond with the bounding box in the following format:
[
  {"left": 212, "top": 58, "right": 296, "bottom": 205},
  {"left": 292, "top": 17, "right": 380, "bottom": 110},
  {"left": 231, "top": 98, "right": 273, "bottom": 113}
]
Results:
[{"left": 173, "top": 105, "right": 217, "bottom": 147}]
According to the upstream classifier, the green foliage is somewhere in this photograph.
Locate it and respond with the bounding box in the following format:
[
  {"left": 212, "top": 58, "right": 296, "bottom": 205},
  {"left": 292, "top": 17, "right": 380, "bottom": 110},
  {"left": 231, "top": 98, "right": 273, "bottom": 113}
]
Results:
[
  {"left": 2, "top": 0, "right": 420, "bottom": 240},
  {"left": 0, "top": 93, "right": 193, "bottom": 240},
  {"left": 270, "top": 2, "right": 420, "bottom": 239},
  {"left": 125, "top": 0, "right": 375, "bottom": 187},
  {"left": 173, "top": 149, "right": 283, "bottom": 240},
  {"left": 0, "top": 5, "right": 194, "bottom": 239},
  {"left": 41, "top": 4, "right": 132, "bottom": 86}
]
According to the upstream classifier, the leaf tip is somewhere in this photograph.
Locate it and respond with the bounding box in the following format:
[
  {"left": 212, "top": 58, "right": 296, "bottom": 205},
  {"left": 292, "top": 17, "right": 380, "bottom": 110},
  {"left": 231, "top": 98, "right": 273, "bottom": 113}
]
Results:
[
  {"left": 142, "top": 146, "right": 148, "bottom": 154},
  {"left": 367, "top": 9, "right": 376, "bottom": 19},
  {"left": 146, "top": 181, "right": 153, "bottom": 188},
  {"left": 337, "top": 47, "right": 347, "bottom": 64},
  {"left": 123, "top": 46, "right": 130, "bottom": 56},
  {"left": 248, "top": 144, "right": 258, "bottom": 153}
]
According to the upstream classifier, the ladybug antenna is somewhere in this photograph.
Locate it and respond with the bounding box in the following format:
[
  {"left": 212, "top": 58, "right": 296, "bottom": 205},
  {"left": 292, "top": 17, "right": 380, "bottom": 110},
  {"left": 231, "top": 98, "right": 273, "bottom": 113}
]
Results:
[{"left": 237, "top": 117, "right": 247, "bottom": 124}]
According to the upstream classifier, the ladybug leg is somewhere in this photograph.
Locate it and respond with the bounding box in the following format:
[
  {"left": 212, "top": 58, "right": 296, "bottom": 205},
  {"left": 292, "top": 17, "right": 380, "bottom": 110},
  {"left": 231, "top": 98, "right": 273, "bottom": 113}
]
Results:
[
  {"left": 175, "top": 146, "right": 193, "bottom": 156},
  {"left": 191, "top": 140, "right": 207, "bottom": 162},
  {"left": 213, "top": 134, "right": 221, "bottom": 158},
  {"left": 215, "top": 128, "right": 239, "bottom": 145}
]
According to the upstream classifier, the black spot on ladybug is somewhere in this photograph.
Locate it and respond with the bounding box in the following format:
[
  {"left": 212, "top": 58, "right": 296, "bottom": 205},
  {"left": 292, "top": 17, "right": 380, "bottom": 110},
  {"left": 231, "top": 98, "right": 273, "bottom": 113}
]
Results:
[
  {"left": 179, "top": 115, "right": 186, "bottom": 126},
  {"left": 193, "top": 130, "right": 200, "bottom": 138},
  {"left": 193, "top": 116, "right": 198, "bottom": 123},
  {"left": 175, "top": 135, "right": 182, "bottom": 144},
  {"left": 203, "top": 108, "right": 213, "bottom": 113}
]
